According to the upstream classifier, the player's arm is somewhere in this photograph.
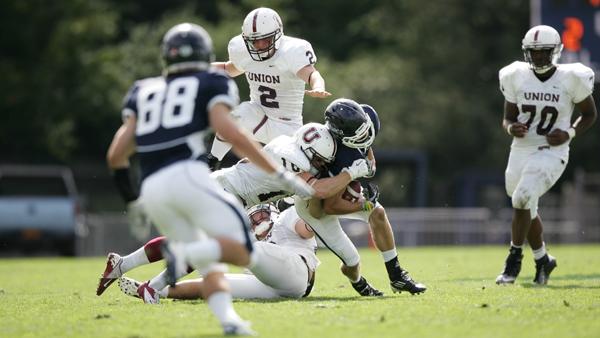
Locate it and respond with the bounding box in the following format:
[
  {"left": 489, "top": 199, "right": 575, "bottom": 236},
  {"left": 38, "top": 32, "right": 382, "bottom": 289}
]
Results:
[
  {"left": 503, "top": 100, "right": 528, "bottom": 137},
  {"left": 297, "top": 65, "right": 331, "bottom": 98},
  {"left": 322, "top": 189, "right": 365, "bottom": 215},
  {"left": 547, "top": 95, "right": 598, "bottom": 146},
  {"left": 106, "top": 116, "right": 138, "bottom": 202},
  {"left": 294, "top": 218, "right": 314, "bottom": 239},
  {"left": 297, "top": 171, "right": 352, "bottom": 199},
  {"left": 212, "top": 61, "right": 244, "bottom": 78}
]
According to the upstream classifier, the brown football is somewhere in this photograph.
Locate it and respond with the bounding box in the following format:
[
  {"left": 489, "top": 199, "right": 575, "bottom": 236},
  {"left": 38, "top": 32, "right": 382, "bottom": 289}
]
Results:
[{"left": 341, "top": 180, "right": 362, "bottom": 202}]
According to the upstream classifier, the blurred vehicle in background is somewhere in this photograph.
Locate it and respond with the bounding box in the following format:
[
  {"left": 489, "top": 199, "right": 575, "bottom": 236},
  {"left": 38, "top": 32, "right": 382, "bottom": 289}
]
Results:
[{"left": 0, "top": 165, "right": 86, "bottom": 256}]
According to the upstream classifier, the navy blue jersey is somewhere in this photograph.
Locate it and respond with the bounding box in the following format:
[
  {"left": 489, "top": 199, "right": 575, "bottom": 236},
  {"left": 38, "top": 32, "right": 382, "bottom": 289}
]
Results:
[
  {"left": 326, "top": 139, "right": 369, "bottom": 176},
  {"left": 121, "top": 70, "right": 239, "bottom": 179}
]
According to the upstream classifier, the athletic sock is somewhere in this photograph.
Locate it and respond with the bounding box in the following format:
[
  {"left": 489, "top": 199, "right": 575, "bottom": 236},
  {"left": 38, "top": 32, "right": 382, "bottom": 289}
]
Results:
[
  {"left": 184, "top": 239, "right": 222, "bottom": 270},
  {"left": 384, "top": 255, "right": 402, "bottom": 280},
  {"left": 532, "top": 242, "right": 547, "bottom": 261},
  {"left": 120, "top": 246, "right": 151, "bottom": 274},
  {"left": 210, "top": 137, "right": 232, "bottom": 161},
  {"left": 207, "top": 291, "right": 243, "bottom": 325},
  {"left": 510, "top": 241, "right": 523, "bottom": 250},
  {"left": 148, "top": 270, "right": 170, "bottom": 291},
  {"left": 381, "top": 249, "right": 397, "bottom": 262},
  {"left": 157, "top": 286, "right": 169, "bottom": 298}
]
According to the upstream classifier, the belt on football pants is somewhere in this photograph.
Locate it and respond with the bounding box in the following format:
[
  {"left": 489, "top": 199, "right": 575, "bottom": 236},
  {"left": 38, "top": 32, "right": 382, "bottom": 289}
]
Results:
[{"left": 300, "top": 255, "right": 315, "bottom": 298}]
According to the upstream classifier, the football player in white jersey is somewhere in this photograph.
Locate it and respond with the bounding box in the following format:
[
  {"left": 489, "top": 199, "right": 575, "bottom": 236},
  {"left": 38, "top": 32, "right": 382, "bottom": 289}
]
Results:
[
  {"left": 117, "top": 204, "right": 319, "bottom": 300},
  {"left": 496, "top": 25, "right": 597, "bottom": 285},
  {"left": 98, "top": 122, "right": 370, "bottom": 300},
  {"left": 104, "top": 23, "right": 315, "bottom": 336},
  {"left": 208, "top": 7, "right": 331, "bottom": 169}
]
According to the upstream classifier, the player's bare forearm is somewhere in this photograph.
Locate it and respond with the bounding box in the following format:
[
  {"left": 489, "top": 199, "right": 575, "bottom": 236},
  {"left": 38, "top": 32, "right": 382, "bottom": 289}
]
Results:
[
  {"left": 572, "top": 95, "right": 598, "bottom": 135},
  {"left": 299, "top": 172, "right": 352, "bottom": 199},
  {"left": 297, "top": 65, "right": 331, "bottom": 98},
  {"left": 503, "top": 100, "right": 527, "bottom": 137},
  {"left": 211, "top": 61, "right": 244, "bottom": 78},
  {"left": 107, "top": 118, "right": 137, "bottom": 169},
  {"left": 322, "top": 191, "right": 363, "bottom": 215}
]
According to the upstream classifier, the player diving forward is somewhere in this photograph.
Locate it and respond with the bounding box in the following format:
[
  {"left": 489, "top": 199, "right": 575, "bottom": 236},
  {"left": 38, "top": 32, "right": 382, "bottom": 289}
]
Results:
[
  {"left": 118, "top": 204, "right": 319, "bottom": 301},
  {"left": 295, "top": 99, "right": 427, "bottom": 296},
  {"left": 208, "top": 7, "right": 331, "bottom": 169},
  {"left": 98, "top": 122, "right": 372, "bottom": 300}
]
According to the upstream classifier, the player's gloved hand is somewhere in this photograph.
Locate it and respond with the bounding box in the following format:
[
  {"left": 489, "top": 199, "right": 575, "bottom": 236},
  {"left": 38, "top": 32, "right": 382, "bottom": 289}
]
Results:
[
  {"left": 275, "top": 167, "right": 315, "bottom": 199},
  {"left": 365, "top": 159, "right": 376, "bottom": 178},
  {"left": 342, "top": 159, "right": 370, "bottom": 180},
  {"left": 127, "top": 199, "right": 151, "bottom": 241}
]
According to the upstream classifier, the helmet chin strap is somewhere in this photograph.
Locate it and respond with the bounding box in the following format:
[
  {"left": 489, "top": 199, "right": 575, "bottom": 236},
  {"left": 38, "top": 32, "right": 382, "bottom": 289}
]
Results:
[{"left": 532, "top": 64, "right": 555, "bottom": 74}]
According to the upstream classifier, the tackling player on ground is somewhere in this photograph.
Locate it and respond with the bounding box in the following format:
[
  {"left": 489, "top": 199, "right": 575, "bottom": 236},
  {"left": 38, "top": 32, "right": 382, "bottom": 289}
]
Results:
[{"left": 496, "top": 25, "right": 597, "bottom": 285}]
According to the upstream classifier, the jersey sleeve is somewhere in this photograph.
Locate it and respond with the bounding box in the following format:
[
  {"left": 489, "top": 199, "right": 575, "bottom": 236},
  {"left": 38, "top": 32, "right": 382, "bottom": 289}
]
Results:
[
  {"left": 227, "top": 35, "right": 248, "bottom": 72},
  {"left": 498, "top": 62, "right": 519, "bottom": 103},
  {"left": 207, "top": 73, "right": 240, "bottom": 111},
  {"left": 569, "top": 63, "right": 595, "bottom": 103},
  {"left": 121, "top": 82, "right": 140, "bottom": 122},
  {"left": 285, "top": 39, "right": 317, "bottom": 75},
  {"left": 277, "top": 207, "right": 300, "bottom": 233}
]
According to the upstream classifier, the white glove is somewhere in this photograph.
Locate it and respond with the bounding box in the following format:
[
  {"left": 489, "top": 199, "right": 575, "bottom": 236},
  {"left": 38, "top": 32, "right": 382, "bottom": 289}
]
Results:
[
  {"left": 365, "top": 159, "right": 376, "bottom": 178},
  {"left": 342, "top": 159, "right": 370, "bottom": 180},
  {"left": 127, "top": 199, "right": 151, "bottom": 241},
  {"left": 275, "top": 167, "right": 315, "bottom": 199}
]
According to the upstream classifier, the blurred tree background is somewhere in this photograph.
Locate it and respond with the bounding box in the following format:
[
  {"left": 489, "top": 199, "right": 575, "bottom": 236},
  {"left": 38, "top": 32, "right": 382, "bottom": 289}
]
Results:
[{"left": 1, "top": 0, "right": 598, "bottom": 209}]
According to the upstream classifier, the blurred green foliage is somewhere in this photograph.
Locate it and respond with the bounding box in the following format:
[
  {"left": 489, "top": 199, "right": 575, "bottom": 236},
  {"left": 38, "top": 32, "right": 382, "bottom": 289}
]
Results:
[{"left": 0, "top": 0, "right": 598, "bottom": 206}]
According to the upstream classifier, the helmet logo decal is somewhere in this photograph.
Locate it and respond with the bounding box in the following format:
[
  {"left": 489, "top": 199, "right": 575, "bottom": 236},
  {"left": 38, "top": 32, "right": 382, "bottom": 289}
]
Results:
[
  {"left": 252, "top": 10, "right": 259, "bottom": 33},
  {"left": 303, "top": 127, "right": 321, "bottom": 143},
  {"left": 534, "top": 30, "right": 539, "bottom": 42}
]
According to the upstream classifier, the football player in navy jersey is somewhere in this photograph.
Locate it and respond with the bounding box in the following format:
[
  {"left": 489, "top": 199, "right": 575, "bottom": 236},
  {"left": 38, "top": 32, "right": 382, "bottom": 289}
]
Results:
[
  {"left": 295, "top": 98, "right": 426, "bottom": 296},
  {"left": 105, "top": 23, "right": 313, "bottom": 336}
]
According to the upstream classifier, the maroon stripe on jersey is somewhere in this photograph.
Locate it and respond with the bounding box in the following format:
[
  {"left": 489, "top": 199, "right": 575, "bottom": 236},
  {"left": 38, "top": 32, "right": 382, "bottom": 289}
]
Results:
[
  {"left": 534, "top": 30, "right": 539, "bottom": 42},
  {"left": 252, "top": 11, "right": 259, "bottom": 33},
  {"left": 253, "top": 115, "right": 268, "bottom": 134}
]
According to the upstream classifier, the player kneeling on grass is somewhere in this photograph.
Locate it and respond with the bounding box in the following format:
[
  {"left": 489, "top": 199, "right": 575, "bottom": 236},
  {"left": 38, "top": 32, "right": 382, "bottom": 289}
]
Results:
[
  {"left": 100, "top": 204, "right": 318, "bottom": 301},
  {"left": 295, "top": 98, "right": 427, "bottom": 296}
]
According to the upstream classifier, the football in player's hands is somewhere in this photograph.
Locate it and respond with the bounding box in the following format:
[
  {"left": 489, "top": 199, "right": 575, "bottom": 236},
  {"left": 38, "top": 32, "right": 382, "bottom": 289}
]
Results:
[{"left": 341, "top": 180, "right": 362, "bottom": 202}]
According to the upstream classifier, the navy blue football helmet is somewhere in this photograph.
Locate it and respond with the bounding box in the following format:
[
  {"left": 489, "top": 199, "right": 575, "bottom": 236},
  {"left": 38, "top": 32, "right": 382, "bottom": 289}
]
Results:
[
  {"left": 161, "top": 23, "right": 214, "bottom": 74},
  {"left": 360, "top": 104, "right": 381, "bottom": 137},
  {"left": 324, "top": 98, "right": 375, "bottom": 149}
]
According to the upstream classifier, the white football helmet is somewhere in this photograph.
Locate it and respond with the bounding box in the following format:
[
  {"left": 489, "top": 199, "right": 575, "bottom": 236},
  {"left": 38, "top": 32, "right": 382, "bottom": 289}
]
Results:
[
  {"left": 294, "top": 123, "right": 337, "bottom": 172},
  {"left": 247, "top": 204, "right": 278, "bottom": 241},
  {"left": 521, "top": 25, "right": 563, "bottom": 74},
  {"left": 241, "top": 7, "right": 283, "bottom": 61}
]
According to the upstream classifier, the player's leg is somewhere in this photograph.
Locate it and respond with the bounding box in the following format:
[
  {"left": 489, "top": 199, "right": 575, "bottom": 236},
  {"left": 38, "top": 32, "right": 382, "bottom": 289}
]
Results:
[
  {"left": 263, "top": 118, "right": 303, "bottom": 141},
  {"left": 96, "top": 236, "right": 167, "bottom": 296},
  {"left": 343, "top": 205, "right": 426, "bottom": 294},
  {"left": 497, "top": 149, "right": 528, "bottom": 284},
  {"left": 294, "top": 197, "right": 382, "bottom": 296},
  {"left": 247, "top": 242, "right": 309, "bottom": 298},
  {"left": 209, "top": 101, "right": 266, "bottom": 168},
  {"left": 161, "top": 161, "right": 255, "bottom": 333}
]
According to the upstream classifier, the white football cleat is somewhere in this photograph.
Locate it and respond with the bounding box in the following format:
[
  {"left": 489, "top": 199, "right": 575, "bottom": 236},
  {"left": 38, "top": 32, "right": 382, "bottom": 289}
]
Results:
[
  {"left": 137, "top": 281, "right": 160, "bottom": 304},
  {"left": 118, "top": 277, "right": 141, "bottom": 298},
  {"left": 223, "top": 320, "right": 257, "bottom": 336},
  {"left": 96, "top": 252, "right": 123, "bottom": 296}
]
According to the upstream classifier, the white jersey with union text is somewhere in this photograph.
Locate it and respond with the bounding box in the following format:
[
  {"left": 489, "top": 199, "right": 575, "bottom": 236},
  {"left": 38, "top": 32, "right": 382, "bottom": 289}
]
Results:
[
  {"left": 228, "top": 35, "right": 317, "bottom": 122},
  {"left": 211, "top": 135, "right": 311, "bottom": 207},
  {"left": 499, "top": 61, "right": 594, "bottom": 154}
]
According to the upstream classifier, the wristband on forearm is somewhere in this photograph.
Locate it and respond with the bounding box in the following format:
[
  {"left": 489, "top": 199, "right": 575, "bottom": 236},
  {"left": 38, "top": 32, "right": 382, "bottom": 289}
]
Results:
[
  {"left": 362, "top": 200, "right": 375, "bottom": 212},
  {"left": 113, "top": 168, "right": 139, "bottom": 203},
  {"left": 567, "top": 127, "right": 576, "bottom": 139}
]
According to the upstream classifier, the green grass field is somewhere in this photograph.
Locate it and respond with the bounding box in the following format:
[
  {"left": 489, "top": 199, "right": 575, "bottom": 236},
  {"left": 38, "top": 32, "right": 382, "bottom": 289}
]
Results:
[{"left": 1, "top": 245, "right": 599, "bottom": 338}]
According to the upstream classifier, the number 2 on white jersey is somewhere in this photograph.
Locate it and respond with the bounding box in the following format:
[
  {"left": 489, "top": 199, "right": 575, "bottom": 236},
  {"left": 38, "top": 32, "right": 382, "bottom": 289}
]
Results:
[{"left": 136, "top": 77, "right": 199, "bottom": 135}]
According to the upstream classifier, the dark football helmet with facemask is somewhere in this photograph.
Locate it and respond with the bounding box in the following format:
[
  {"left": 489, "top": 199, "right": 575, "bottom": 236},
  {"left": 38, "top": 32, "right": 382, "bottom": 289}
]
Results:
[
  {"left": 324, "top": 98, "right": 375, "bottom": 149},
  {"left": 161, "top": 23, "right": 215, "bottom": 75}
]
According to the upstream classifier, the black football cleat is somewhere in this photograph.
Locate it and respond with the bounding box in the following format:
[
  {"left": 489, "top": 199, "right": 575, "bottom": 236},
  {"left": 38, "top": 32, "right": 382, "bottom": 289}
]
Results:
[
  {"left": 390, "top": 269, "right": 427, "bottom": 294},
  {"left": 351, "top": 277, "right": 384, "bottom": 297},
  {"left": 206, "top": 153, "right": 221, "bottom": 171},
  {"left": 496, "top": 247, "right": 523, "bottom": 285},
  {"left": 533, "top": 254, "right": 557, "bottom": 285}
]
